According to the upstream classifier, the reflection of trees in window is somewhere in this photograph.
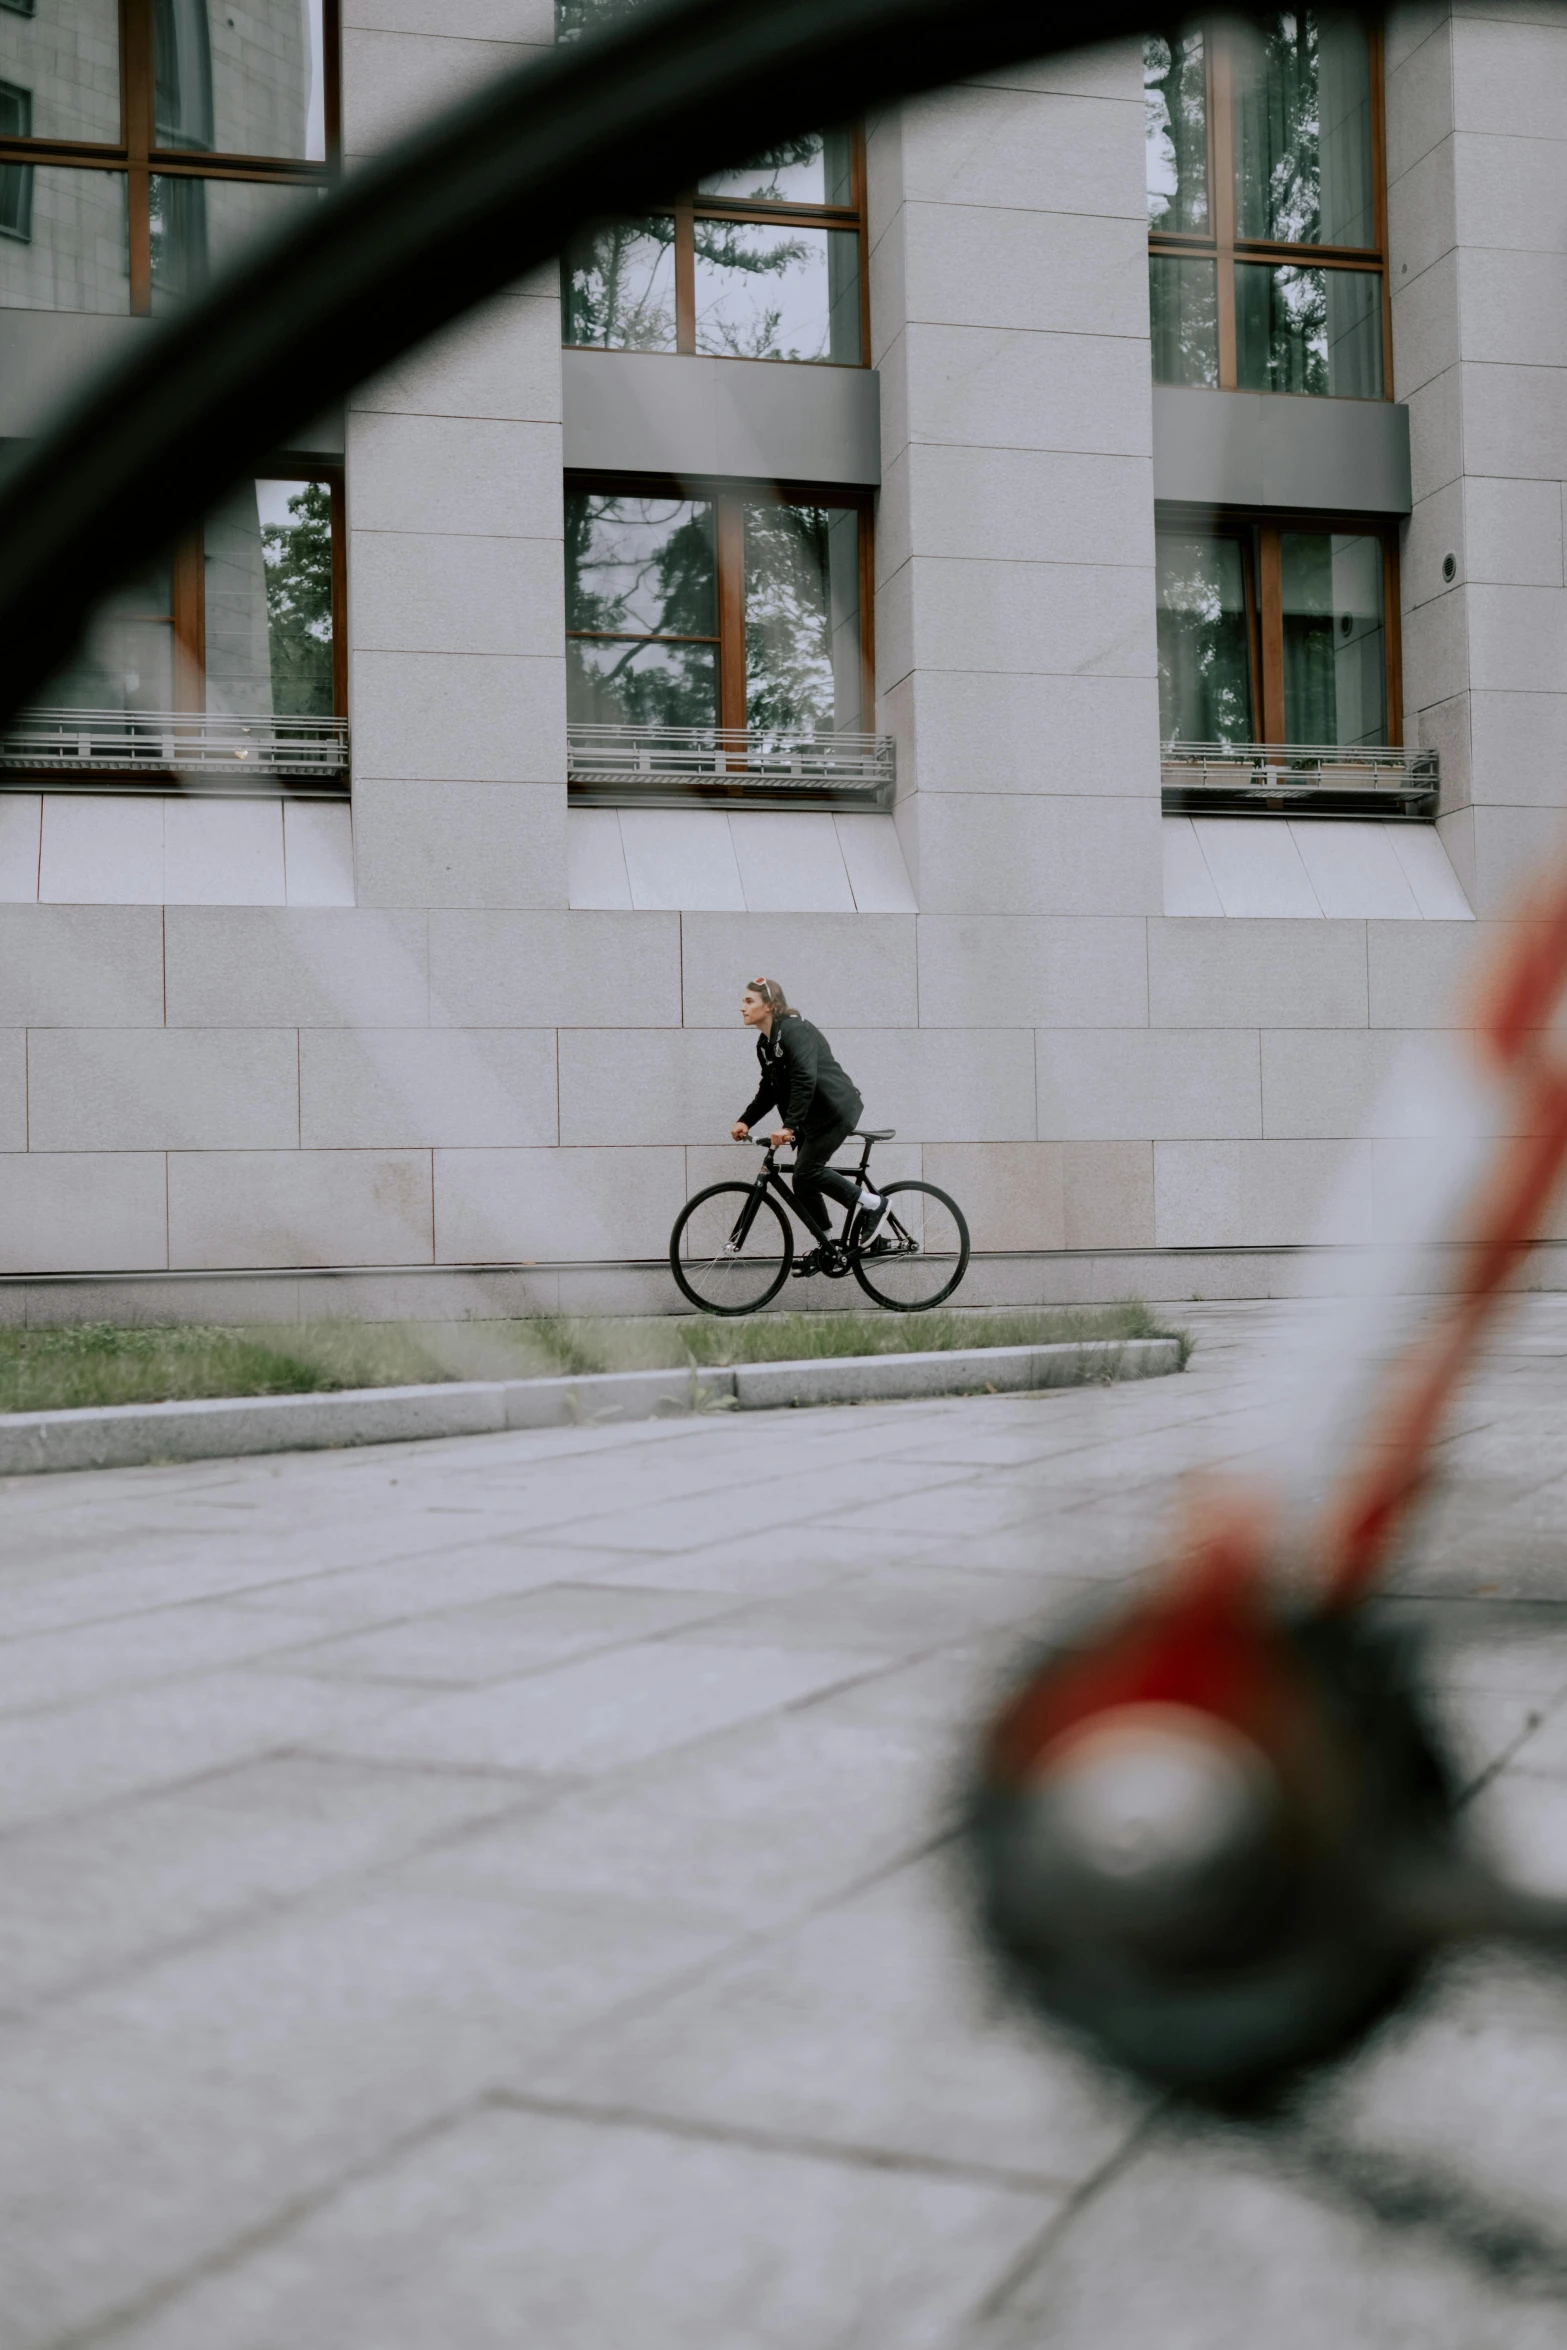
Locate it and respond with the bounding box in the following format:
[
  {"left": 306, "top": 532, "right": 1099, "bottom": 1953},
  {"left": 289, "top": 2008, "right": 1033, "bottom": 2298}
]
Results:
[
  {"left": 0, "top": 80, "right": 31, "bottom": 241},
  {"left": 744, "top": 503, "right": 862, "bottom": 732},
  {"left": 1145, "top": 29, "right": 1207, "bottom": 232},
  {"left": 149, "top": 172, "right": 208, "bottom": 298},
  {"left": 153, "top": 0, "right": 215, "bottom": 150},
  {"left": 1157, "top": 533, "right": 1254, "bottom": 746},
  {"left": 263, "top": 481, "right": 334, "bottom": 716},
  {"left": 1146, "top": 14, "right": 1382, "bottom": 396},
  {"left": 561, "top": 218, "right": 676, "bottom": 350},
  {"left": 566, "top": 482, "right": 869, "bottom": 735}
]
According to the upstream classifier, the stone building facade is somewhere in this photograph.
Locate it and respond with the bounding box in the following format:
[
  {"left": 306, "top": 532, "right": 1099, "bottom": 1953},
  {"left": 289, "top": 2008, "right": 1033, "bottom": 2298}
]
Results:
[{"left": 0, "top": 0, "right": 1559, "bottom": 1315}]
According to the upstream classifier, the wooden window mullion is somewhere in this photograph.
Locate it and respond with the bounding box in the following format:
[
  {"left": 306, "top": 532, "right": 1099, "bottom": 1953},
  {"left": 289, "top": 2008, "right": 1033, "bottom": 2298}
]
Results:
[
  {"left": 674, "top": 199, "right": 696, "bottom": 354},
  {"left": 1209, "top": 29, "right": 1238, "bottom": 390},
  {"left": 171, "top": 529, "right": 205, "bottom": 711},
  {"left": 716, "top": 496, "right": 746, "bottom": 735}
]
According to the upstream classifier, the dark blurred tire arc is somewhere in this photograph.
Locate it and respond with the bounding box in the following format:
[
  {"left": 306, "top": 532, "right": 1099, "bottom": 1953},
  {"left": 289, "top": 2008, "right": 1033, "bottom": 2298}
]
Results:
[{"left": 0, "top": 0, "right": 1383, "bottom": 730}]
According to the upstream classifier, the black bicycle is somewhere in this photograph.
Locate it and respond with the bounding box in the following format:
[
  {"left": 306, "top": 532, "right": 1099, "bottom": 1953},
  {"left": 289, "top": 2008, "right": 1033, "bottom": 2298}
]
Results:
[{"left": 669, "top": 1129, "right": 970, "bottom": 1316}]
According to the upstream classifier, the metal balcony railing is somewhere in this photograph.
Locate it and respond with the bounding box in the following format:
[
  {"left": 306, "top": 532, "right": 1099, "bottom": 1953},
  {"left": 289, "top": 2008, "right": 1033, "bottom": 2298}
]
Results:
[
  {"left": 568, "top": 722, "right": 895, "bottom": 809},
  {"left": 1162, "top": 741, "right": 1439, "bottom": 821},
  {"left": 0, "top": 708, "right": 350, "bottom": 795}
]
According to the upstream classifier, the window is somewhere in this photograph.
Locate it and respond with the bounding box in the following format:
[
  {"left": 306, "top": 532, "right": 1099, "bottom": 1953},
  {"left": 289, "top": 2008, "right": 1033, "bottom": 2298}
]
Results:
[
  {"left": 40, "top": 470, "right": 342, "bottom": 723},
  {"left": 0, "top": 0, "right": 334, "bottom": 316},
  {"left": 1157, "top": 513, "right": 1396, "bottom": 747},
  {"left": 0, "top": 78, "right": 30, "bottom": 241},
  {"left": 565, "top": 479, "right": 871, "bottom": 735},
  {"left": 561, "top": 131, "right": 866, "bottom": 365},
  {"left": 1146, "top": 15, "right": 1387, "bottom": 397}
]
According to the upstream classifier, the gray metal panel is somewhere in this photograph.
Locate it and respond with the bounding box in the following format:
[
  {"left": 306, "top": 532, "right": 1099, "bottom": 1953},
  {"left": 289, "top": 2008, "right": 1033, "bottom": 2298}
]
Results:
[
  {"left": 0, "top": 311, "right": 343, "bottom": 455},
  {"left": 1153, "top": 386, "right": 1411, "bottom": 515},
  {"left": 563, "top": 348, "right": 881, "bottom": 485}
]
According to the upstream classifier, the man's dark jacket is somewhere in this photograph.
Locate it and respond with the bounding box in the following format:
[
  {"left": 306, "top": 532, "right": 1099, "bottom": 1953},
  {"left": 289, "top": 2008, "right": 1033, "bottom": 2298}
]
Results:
[{"left": 740, "top": 1012, "right": 863, "bottom": 1139}]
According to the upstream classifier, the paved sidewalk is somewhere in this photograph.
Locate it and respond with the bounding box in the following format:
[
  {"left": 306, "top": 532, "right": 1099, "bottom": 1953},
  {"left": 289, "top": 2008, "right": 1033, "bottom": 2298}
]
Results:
[{"left": 5, "top": 1301, "right": 1567, "bottom": 2346}]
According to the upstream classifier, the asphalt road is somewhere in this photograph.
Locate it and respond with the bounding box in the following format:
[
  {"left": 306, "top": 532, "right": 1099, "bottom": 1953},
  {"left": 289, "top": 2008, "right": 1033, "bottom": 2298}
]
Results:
[{"left": 5, "top": 1299, "right": 1567, "bottom": 2347}]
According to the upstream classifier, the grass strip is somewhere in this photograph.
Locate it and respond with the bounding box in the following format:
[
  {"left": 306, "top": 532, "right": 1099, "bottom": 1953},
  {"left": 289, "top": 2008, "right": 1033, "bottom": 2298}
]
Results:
[{"left": 0, "top": 1302, "right": 1190, "bottom": 1416}]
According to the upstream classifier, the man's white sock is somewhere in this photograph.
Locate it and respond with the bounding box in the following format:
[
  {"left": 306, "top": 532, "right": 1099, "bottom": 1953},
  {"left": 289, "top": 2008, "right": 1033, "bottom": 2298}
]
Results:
[{"left": 861, "top": 1187, "right": 883, "bottom": 1210}]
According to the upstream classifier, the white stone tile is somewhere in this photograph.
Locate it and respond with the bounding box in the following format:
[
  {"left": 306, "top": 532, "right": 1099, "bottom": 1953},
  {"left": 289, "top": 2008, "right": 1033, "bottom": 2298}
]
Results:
[
  {"left": 167, "top": 1151, "right": 434, "bottom": 1269},
  {"left": 681, "top": 914, "right": 916, "bottom": 1029},
  {"left": 1286, "top": 822, "right": 1422, "bottom": 919},
  {"left": 558, "top": 1031, "right": 739, "bottom": 1146},
  {"left": 901, "top": 557, "right": 1156, "bottom": 682},
  {"left": 354, "top": 288, "right": 561, "bottom": 425},
  {"left": 1161, "top": 816, "right": 1223, "bottom": 915},
  {"left": 164, "top": 909, "right": 428, "bottom": 1027},
  {"left": 340, "top": 26, "right": 546, "bottom": 154},
  {"left": 435, "top": 1145, "right": 687, "bottom": 1261},
  {"left": 0, "top": 1153, "right": 167, "bottom": 1273},
  {"left": 347, "top": 412, "right": 562, "bottom": 540},
  {"left": 1386, "top": 826, "right": 1475, "bottom": 918},
  {"left": 1148, "top": 919, "right": 1369, "bottom": 1028},
  {"left": 920, "top": 1140, "right": 1065, "bottom": 1249},
  {"left": 1367, "top": 920, "right": 1484, "bottom": 1024},
  {"left": 352, "top": 779, "right": 567, "bottom": 911},
  {"left": 429, "top": 910, "right": 680, "bottom": 1026},
  {"left": 350, "top": 652, "right": 564, "bottom": 785},
  {"left": 916, "top": 917, "right": 1147, "bottom": 1027},
  {"left": 617, "top": 811, "right": 745, "bottom": 912},
  {"left": 283, "top": 804, "right": 356, "bottom": 907},
  {"left": 901, "top": 83, "right": 1145, "bottom": 220},
  {"left": 1036, "top": 1029, "right": 1261, "bottom": 1141},
  {"left": 899, "top": 445, "right": 1153, "bottom": 571},
  {"left": 1154, "top": 1139, "right": 1367, "bottom": 1247},
  {"left": 901, "top": 203, "right": 1148, "bottom": 340},
  {"left": 901, "top": 324, "right": 1153, "bottom": 459},
  {"left": 835, "top": 815, "right": 917, "bottom": 912},
  {"left": 39, "top": 798, "right": 163, "bottom": 905},
  {"left": 1190, "top": 819, "right": 1323, "bottom": 917},
  {"left": 911, "top": 796, "right": 1162, "bottom": 917},
  {"left": 0, "top": 907, "right": 165, "bottom": 1025},
  {"left": 162, "top": 799, "right": 287, "bottom": 907},
  {"left": 0, "top": 795, "right": 40, "bottom": 900},
  {"left": 28, "top": 1031, "right": 300, "bottom": 1152},
  {"left": 832, "top": 1027, "right": 1039, "bottom": 1143},
  {"left": 729, "top": 813, "right": 855, "bottom": 914},
  {"left": 565, "top": 810, "right": 632, "bottom": 910},
  {"left": 350, "top": 530, "right": 563, "bottom": 655},
  {"left": 898, "top": 670, "right": 1161, "bottom": 799},
  {"left": 299, "top": 1029, "right": 557, "bottom": 1148},
  {"left": 1260, "top": 1030, "right": 1406, "bottom": 1141}
]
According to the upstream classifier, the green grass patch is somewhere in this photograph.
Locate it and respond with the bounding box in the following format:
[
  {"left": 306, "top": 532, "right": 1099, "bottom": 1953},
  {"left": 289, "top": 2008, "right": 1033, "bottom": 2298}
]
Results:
[{"left": 0, "top": 1301, "right": 1190, "bottom": 1416}]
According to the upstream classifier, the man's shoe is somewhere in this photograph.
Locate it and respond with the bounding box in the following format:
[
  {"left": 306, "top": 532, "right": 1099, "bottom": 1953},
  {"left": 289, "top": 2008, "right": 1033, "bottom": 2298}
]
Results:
[
  {"left": 792, "top": 1247, "right": 822, "bottom": 1279},
  {"left": 855, "top": 1191, "right": 887, "bottom": 1241}
]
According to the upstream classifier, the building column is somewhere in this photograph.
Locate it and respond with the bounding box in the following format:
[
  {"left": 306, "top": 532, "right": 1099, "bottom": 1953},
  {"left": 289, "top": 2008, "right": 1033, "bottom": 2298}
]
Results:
[
  {"left": 342, "top": 0, "right": 567, "bottom": 911},
  {"left": 1391, "top": 0, "right": 1567, "bottom": 917}
]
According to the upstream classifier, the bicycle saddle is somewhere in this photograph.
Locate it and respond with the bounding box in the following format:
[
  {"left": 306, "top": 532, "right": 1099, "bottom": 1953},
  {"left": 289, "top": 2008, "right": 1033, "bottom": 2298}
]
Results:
[{"left": 855, "top": 1128, "right": 896, "bottom": 1141}]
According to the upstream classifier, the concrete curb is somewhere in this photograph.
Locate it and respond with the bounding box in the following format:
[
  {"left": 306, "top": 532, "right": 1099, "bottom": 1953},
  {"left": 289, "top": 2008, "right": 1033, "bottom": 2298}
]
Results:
[{"left": 0, "top": 1337, "right": 1182, "bottom": 1477}]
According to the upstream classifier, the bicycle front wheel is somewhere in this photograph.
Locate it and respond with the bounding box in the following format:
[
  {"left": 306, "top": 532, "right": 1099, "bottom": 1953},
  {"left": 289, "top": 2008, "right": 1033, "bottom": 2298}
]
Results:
[
  {"left": 670, "top": 1182, "right": 793, "bottom": 1316},
  {"left": 852, "top": 1182, "right": 970, "bottom": 1311}
]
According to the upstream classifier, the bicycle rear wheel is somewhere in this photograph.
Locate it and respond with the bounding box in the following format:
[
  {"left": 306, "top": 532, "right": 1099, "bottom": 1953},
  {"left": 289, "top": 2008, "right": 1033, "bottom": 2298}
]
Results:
[
  {"left": 670, "top": 1182, "right": 793, "bottom": 1315},
  {"left": 852, "top": 1181, "right": 970, "bottom": 1311}
]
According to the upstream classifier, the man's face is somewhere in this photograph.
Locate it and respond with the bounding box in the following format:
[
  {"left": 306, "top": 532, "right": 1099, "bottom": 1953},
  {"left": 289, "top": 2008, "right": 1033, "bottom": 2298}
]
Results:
[{"left": 741, "top": 991, "right": 768, "bottom": 1028}]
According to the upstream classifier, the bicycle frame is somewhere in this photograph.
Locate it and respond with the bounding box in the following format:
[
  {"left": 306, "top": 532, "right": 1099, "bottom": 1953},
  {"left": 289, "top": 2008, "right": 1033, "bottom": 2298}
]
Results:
[{"left": 741, "top": 1144, "right": 835, "bottom": 1252}]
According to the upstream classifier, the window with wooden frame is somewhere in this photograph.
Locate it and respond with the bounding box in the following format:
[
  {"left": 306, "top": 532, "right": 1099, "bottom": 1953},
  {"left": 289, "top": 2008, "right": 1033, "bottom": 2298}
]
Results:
[
  {"left": 36, "top": 465, "right": 343, "bottom": 727},
  {"left": 1156, "top": 509, "right": 1400, "bottom": 749},
  {"left": 561, "top": 130, "right": 868, "bottom": 366},
  {"left": 565, "top": 476, "right": 874, "bottom": 736},
  {"left": 0, "top": 0, "right": 336, "bottom": 318},
  {"left": 1145, "top": 15, "right": 1389, "bottom": 398}
]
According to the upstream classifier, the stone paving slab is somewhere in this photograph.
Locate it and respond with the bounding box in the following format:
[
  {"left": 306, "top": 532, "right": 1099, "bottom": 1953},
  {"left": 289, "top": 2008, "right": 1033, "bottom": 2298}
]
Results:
[{"left": 5, "top": 1299, "right": 1567, "bottom": 2344}]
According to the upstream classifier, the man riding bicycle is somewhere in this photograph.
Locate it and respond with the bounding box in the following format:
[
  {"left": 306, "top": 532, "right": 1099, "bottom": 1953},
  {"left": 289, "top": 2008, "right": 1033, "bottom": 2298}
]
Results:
[{"left": 729, "top": 977, "right": 887, "bottom": 1278}]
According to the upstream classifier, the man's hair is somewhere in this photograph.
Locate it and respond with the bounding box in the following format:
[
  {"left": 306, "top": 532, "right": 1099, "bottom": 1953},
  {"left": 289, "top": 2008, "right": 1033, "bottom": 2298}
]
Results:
[{"left": 746, "top": 976, "right": 795, "bottom": 1016}]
